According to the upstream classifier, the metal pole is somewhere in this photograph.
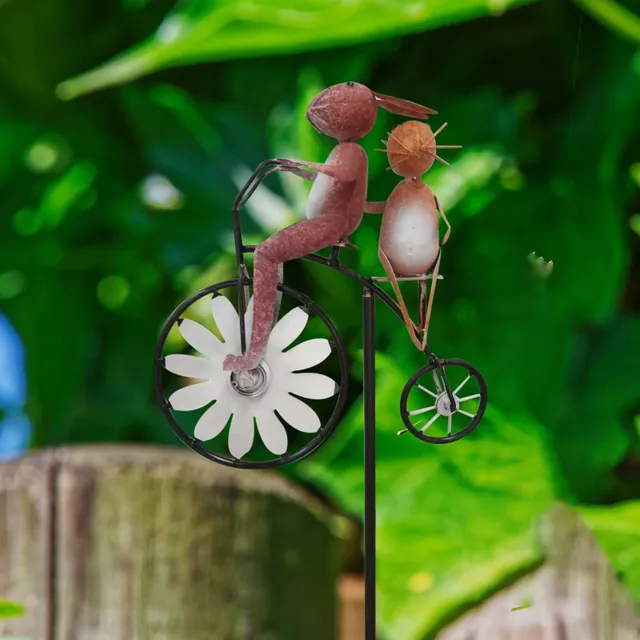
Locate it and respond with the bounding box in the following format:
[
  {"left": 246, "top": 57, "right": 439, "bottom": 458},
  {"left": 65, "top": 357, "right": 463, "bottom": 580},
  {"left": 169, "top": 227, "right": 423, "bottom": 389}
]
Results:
[{"left": 362, "top": 288, "right": 376, "bottom": 639}]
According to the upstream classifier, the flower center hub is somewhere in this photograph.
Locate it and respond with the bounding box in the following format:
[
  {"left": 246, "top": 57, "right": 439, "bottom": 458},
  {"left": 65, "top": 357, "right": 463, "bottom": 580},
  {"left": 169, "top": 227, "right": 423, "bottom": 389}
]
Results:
[
  {"left": 436, "top": 392, "right": 457, "bottom": 416},
  {"left": 230, "top": 361, "right": 271, "bottom": 398}
]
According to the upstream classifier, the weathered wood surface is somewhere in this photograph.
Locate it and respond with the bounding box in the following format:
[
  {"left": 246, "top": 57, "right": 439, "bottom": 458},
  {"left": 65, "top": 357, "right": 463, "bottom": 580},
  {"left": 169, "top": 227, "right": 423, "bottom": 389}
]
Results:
[
  {"left": 336, "top": 504, "right": 640, "bottom": 640},
  {"left": 438, "top": 504, "right": 640, "bottom": 640},
  {"left": 0, "top": 454, "right": 52, "bottom": 640},
  {"left": 339, "top": 574, "right": 365, "bottom": 640},
  {"left": 0, "top": 445, "right": 344, "bottom": 640}
]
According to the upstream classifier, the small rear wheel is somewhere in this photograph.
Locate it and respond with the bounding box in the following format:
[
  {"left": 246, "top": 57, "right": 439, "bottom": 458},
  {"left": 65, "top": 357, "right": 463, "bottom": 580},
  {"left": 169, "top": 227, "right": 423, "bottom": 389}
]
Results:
[{"left": 400, "top": 358, "right": 487, "bottom": 444}]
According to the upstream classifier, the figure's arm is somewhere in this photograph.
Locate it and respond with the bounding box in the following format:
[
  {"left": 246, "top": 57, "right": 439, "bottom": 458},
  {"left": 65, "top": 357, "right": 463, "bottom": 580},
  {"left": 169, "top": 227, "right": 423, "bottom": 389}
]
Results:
[
  {"left": 435, "top": 196, "right": 451, "bottom": 245},
  {"left": 274, "top": 160, "right": 317, "bottom": 182},
  {"left": 283, "top": 166, "right": 317, "bottom": 182},
  {"left": 282, "top": 146, "right": 363, "bottom": 182},
  {"left": 364, "top": 201, "right": 386, "bottom": 214}
]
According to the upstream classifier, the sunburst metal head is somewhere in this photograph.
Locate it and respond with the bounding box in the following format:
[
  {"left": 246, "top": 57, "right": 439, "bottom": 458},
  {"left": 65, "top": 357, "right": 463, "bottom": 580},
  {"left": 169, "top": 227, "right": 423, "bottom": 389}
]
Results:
[{"left": 377, "top": 120, "right": 461, "bottom": 178}]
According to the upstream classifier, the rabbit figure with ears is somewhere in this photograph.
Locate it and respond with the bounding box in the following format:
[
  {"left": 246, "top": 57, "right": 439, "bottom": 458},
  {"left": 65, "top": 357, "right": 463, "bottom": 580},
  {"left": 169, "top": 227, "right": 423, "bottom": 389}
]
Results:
[
  {"left": 365, "top": 120, "right": 461, "bottom": 350},
  {"left": 223, "top": 82, "right": 437, "bottom": 372}
]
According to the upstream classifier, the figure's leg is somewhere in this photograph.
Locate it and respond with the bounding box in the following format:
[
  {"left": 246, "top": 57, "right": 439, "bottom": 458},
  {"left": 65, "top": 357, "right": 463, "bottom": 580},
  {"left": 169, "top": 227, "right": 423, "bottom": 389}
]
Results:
[
  {"left": 223, "top": 215, "right": 346, "bottom": 371},
  {"left": 417, "top": 280, "right": 427, "bottom": 331},
  {"left": 420, "top": 251, "right": 441, "bottom": 350},
  {"left": 434, "top": 197, "right": 451, "bottom": 245},
  {"left": 273, "top": 263, "right": 284, "bottom": 329},
  {"left": 378, "top": 248, "right": 423, "bottom": 351}
]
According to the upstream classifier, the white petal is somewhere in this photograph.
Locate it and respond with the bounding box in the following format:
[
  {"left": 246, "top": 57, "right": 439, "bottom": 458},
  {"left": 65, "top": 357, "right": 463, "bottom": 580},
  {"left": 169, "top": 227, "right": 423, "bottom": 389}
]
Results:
[
  {"left": 211, "top": 295, "right": 240, "bottom": 349},
  {"left": 169, "top": 381, "right": 217, "bottom": 411},
  {"left": 276, "top": 394, "right": 321, "bottom": 433},
  {"left": 228, "top": 408, "right": 255, "bottom": 459},
  {"left": 281, "top": 338, "right": 331, "bottom": 372},
  {"left": 245, "top": 296, "right": 254, "bottom": 344},
  {"left": 255, "top": 409, "right": 288, "bottom": 456},
  {"left": 194, "top": 398, "right": 232, "bottom": 441},
  {"left": 178, "top": 319, "right": 224, "bottom": 360},
  {"left": 164, "top": 354, "right": 216, "bottom": 379},
  {"left": 269, "top": 306, "right": 308, "bottom": 352},
  {"left": 285, "top": 373, "right": 337, "bottom": 399}
]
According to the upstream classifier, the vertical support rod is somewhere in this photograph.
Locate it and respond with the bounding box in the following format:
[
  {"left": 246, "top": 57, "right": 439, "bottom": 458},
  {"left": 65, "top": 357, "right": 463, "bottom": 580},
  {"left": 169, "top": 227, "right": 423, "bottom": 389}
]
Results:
[
  {"left": 232, "top": 205, "right": 247, "bottom": 354},
  {"left": 362, "top": 288, "right": 376, "bottom": 640}
]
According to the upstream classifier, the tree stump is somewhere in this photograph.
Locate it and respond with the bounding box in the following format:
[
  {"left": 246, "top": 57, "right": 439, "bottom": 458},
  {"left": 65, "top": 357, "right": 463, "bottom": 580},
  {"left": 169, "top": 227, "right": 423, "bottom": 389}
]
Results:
[
  {"left": 338, "top": 574, "right": 364, "bottom": 640},
  {"left": 0, "top": 445, "right": 344, "bottom": 640},
  {"left": 334, "top": 504, "right": 640, "bottom": 640},
  {"left": 437, "top": 503, "right": 640, "bottom": 640}
]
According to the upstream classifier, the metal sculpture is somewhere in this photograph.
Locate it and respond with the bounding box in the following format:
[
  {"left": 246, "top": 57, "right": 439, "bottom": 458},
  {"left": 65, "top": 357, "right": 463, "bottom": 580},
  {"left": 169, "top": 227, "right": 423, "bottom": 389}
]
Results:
[{"left": 154, "top": 83, "right": 487, "bottom": 640}]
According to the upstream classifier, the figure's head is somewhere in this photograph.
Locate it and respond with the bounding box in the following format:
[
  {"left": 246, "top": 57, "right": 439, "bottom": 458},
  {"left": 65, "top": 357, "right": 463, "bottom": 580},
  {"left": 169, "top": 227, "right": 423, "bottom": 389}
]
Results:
[
  {"left": 381, "top": 120, "right": 461, "bottom": 178},
  {"left": 306, "top": 82, "right": 437, "bottom": 142}
]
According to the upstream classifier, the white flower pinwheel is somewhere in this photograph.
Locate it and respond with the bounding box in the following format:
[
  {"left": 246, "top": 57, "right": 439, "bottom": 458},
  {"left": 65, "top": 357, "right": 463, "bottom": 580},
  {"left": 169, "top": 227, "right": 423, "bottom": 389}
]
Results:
[{"left": 163, "top": 295, "right": 338, "bottom": 459}]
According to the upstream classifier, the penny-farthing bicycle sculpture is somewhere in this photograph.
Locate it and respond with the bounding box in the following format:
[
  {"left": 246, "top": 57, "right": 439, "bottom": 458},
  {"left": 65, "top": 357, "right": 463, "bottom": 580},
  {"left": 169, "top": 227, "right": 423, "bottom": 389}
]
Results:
[{"left": 154, "top": 158, "right": 488, "bottom": 638}]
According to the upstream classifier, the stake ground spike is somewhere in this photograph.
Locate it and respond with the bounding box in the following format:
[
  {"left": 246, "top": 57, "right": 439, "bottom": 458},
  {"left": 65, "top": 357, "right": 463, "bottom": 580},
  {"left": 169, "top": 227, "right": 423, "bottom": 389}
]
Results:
[{"left": 154, "top": 159, "right": 488, "bottom": 635}]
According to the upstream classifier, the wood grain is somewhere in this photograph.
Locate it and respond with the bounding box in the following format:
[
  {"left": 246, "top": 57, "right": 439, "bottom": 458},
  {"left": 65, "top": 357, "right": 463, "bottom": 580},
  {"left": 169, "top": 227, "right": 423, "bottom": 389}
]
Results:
[
  {"left": 438, "top": 504, "right": 640, "bottom": 640},
  {"left": 0, "top": 445, "right": 344, "bottom": 640}
]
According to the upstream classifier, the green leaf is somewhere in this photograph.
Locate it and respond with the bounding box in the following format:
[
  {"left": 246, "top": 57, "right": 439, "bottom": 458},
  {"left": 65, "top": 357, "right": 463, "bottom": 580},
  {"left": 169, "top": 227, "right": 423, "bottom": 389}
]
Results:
[
  {"left": 295, "top": 353, "right": 558, "bottom": 639},
  {"left": 580, "top": 501, "right": 640, "bottom": 602},
  {"left": 0, "top": 601, "right": 25, "bottom": 619},
  {"left": 551, "top": 316, "right": 640, "bottom": 500},
  {"left": 57, "top": 0, "right": 537, "bottom": 99},
  {"left": 4, "top": 275, "right": 94, "bottom": 446},
  {"left": 573, "top": 0, "right": 640, "bottom": 45}
]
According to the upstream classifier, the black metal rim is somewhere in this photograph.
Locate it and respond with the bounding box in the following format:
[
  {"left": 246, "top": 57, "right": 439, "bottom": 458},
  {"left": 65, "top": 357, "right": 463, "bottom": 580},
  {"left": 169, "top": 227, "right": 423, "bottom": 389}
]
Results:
[
  {"left": 400, "top": 358, "right": 487, "bottom": 444},
  {"left": 154, "top": 278, "right": 349, "bottom": 469}
]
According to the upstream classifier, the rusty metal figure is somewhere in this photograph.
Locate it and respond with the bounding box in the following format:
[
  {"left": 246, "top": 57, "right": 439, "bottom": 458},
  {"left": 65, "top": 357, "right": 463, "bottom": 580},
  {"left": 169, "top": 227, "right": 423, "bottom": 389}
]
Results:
[
  {"left": 223, "top": 82, "right": 436, "bottom": 372},
  {"left": 366, "top": 120, "right": 461, "bottom": 350}
]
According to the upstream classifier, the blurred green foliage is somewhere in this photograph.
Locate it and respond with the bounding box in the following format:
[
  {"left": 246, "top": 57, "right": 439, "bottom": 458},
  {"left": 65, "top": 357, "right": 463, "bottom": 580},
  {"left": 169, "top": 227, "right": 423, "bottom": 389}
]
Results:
[
  {"left": 0, "top": 601, "right": 29, "bottom": 640},
  {"left": 1, "top": 0, "right": 640, "bottom": 638},
  {"left": 56, "top": 0, "right": 539, "bottom": 99},
  {"left": 0, "top": 602, "right": 24, "bottom": 620}
]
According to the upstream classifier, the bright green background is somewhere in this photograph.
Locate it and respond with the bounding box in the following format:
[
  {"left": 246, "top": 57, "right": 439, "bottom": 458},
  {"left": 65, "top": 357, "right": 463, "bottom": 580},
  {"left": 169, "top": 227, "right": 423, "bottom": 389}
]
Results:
[{"left": 1, "top": 0, "right": 640, "bottom": 638}]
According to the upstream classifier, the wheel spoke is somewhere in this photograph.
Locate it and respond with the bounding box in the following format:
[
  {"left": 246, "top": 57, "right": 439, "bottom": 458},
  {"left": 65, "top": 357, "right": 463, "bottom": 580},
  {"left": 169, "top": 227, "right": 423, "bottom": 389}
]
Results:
[
  {"left": 421, "top": 412, "right": 441, "bottom": 432},
  {"left": 417, "top": 384, "right": 438, "bottom": 398},
  {"left": 453, "top": 374, "right": 471, "bottom": 395},
  {"left": 432, "top": 370, "right": 443, "bottom": 394},
  {"left": 458, "top": 409, "right": 476, "bottom": 419},
  {"left": 447, "top": 413, "right": 453, "bottom": 436},
  {"left": 457, "top": 393, "right": 481, "bottom": 403},
  {"left": 409, "top": 404, "right": 437, "bottom": 417}
]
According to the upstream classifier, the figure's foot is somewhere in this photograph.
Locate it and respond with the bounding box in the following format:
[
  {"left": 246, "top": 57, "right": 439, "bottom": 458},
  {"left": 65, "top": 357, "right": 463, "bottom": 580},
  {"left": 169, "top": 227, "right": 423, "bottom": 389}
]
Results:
[{"left": 223, "top": 353, "right": 261, "bottom": 372}]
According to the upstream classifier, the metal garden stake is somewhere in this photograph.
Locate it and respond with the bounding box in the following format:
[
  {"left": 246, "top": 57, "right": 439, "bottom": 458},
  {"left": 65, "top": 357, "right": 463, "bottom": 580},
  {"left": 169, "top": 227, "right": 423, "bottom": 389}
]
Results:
[{"left": 154, "top": 82, "right": 488, "bottom": 640}]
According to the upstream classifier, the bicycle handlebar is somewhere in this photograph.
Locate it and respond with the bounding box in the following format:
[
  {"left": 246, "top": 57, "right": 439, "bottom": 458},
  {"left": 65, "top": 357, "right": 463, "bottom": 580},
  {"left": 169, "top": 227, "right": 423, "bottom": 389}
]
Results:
[{"left": 232, "top": 158, "right": 294, "bottom": 212}]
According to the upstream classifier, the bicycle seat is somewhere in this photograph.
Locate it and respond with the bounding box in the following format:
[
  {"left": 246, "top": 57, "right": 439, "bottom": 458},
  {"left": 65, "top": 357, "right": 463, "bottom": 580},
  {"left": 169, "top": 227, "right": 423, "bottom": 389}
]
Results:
[{"left": 371, "top": 273, "right": 444, "bottom": 282}]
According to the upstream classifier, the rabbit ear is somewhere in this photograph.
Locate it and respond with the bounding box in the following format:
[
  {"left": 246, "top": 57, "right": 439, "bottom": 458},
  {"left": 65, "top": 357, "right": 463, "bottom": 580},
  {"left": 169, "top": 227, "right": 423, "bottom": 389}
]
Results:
[{"left": 374, "top": 92, "right": 437, "bottom": 119}]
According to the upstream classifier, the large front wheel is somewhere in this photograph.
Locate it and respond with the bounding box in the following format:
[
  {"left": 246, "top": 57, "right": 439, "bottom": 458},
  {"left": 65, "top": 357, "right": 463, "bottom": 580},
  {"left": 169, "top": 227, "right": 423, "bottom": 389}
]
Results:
[{"left": 154, "top": 279, "right": 349, "bottom": 469}]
